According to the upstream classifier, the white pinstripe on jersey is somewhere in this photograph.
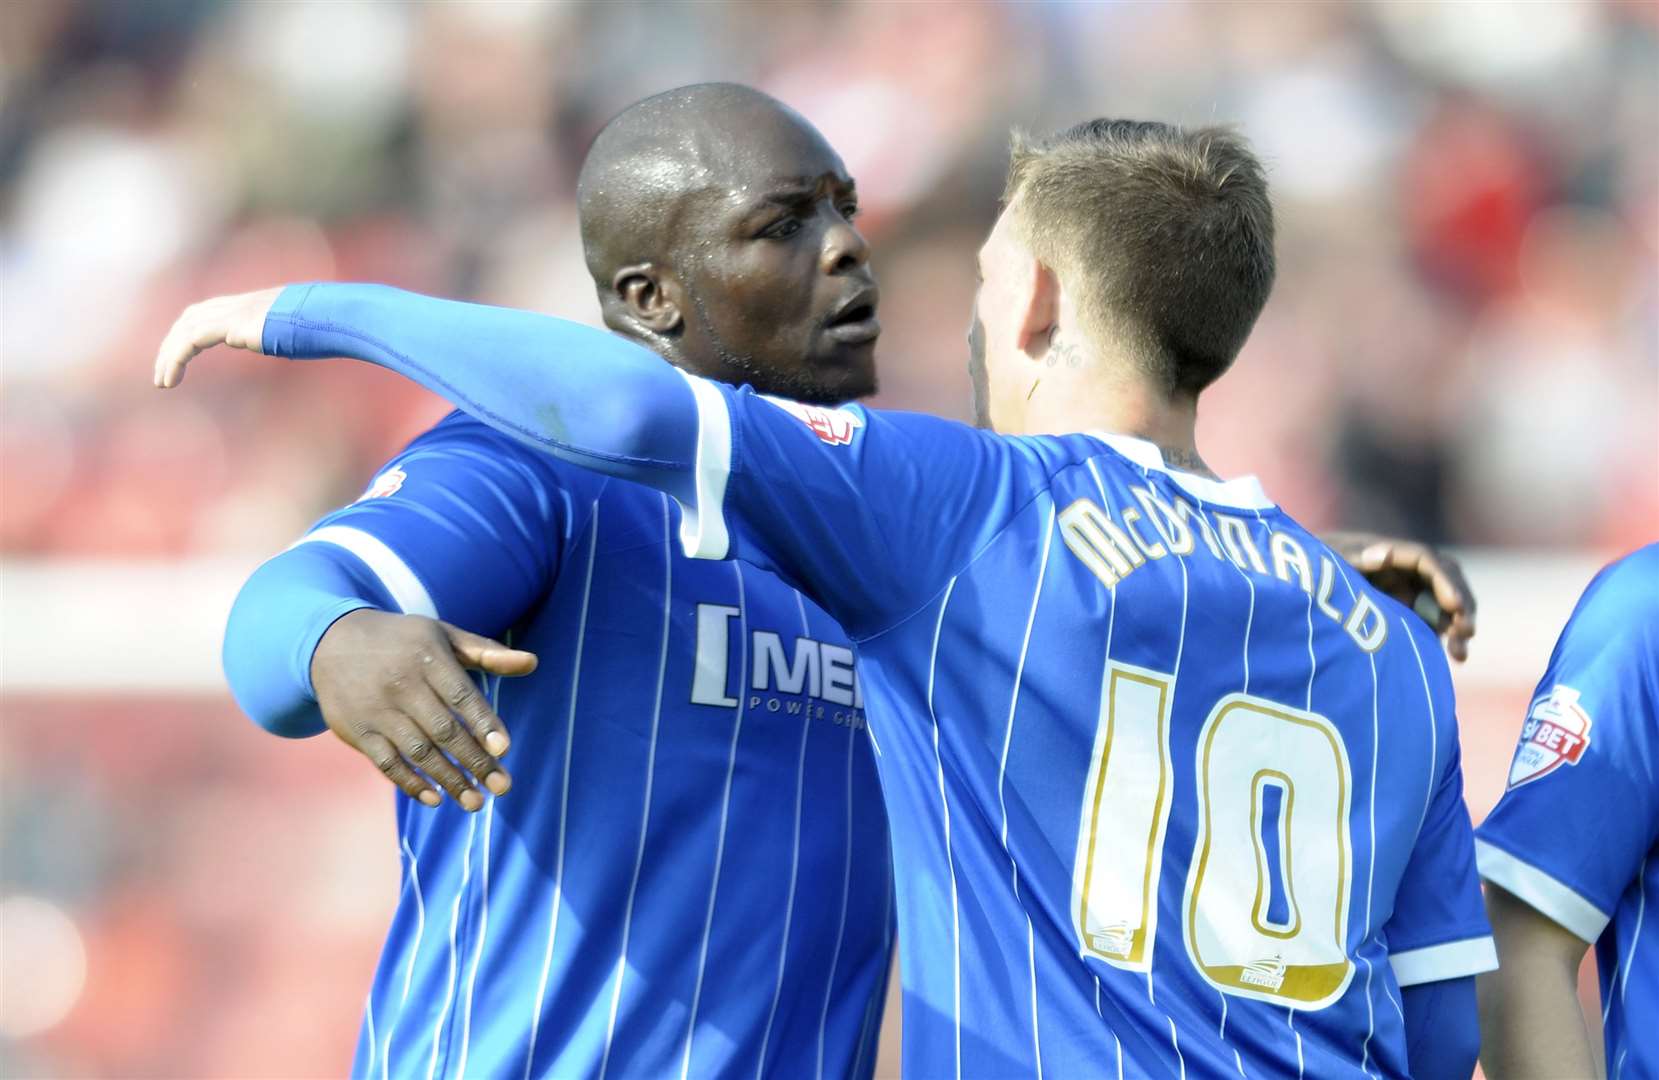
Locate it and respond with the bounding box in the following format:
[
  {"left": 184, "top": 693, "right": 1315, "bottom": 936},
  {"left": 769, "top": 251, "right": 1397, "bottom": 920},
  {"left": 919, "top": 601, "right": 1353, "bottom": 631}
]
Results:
[
  {"left": 998, "top": 502, "right": 1056, "bottom": 1077},
  {"left": 814, "top": 723, "right": 858, "bottom": 1080},
  {"left": 523, "top": 504, "right": 600, "bottom": 1080},
  {"left": 810, "top": 585, "right": 863, "bottom": 1080},
  {"left": 1095, "top": 459, "right": 1188, "bottom": 1069},
  {"left": 927, "top": 577, "right": 963, "bottom": 1080},
  {"left": 424, "top": 809, "right": 476, "bottom": 1080},
  {"left": 1094, "top": 498, "right": 1120, "bottom": 1074},
  {"left": 678, "top": 562, "right": 750, "bottom": 1080},
  {"left": 363, "top": 994, "right": 377, "bottom": 1079},
  {"left": 1286, "top": 520, "right": 1318, "bottom": 1079},
  {"left": 1391, "top": 619, "right": 1444, "bottom": 1019},
  {"left": 598, "top": 497, "right": 674, "bottom": 1080},
  {"left": 451, "top": 796, "right": 495, "bottom": 1079},
  {"left": 1402, "top": 623, "right": 1441, "bottom": 841},
  {"left": 1332, "top": 561, "right": 1380, "bottom": 1078},
  {"left": 452, "top": 660, "right": 509, "bottom": 1079},
  {"left": 382, "top": 838, "right": 426, "bottom": 1080},
  {"left": 1211, "top": 504, "right": 1261, "bottom": 1077}
]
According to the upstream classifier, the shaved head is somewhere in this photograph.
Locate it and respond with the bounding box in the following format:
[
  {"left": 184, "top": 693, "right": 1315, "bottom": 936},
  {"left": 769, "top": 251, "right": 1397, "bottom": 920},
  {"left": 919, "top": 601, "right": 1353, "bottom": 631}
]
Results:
[
  {"left": 578, "top": 83, "right": 789, "bottom": 287},
  {"left": 574, "top": 83, "right": 880, "bottom": 403}
]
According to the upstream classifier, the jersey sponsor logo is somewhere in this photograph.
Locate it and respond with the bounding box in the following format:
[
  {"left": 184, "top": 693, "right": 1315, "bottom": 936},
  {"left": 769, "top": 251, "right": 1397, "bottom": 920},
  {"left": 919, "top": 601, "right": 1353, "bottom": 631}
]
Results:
[
  {"left": 690, "top": 603, "right": 865, "bottom": 728},
  {"left": 761, "top": 396, "right": 863, "bottom": 446},
  {"left": 357, "top": 466, "right": 407, "bottom": 501},
  {"left": 1508, "top": 684, "right": 1593, "bottom": 788}
]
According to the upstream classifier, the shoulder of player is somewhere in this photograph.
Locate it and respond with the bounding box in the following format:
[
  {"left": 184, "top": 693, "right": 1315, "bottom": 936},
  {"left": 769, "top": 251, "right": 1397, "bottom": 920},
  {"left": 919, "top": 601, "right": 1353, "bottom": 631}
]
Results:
[
  {"left": 1559, "top": 545, "right": 1659, "bottom": 673},
  {"left": 406, "top": 410, "right": 601, "bottom": 492},
  {"left": 1579, "top": 545, "right": 1659, "bottom": 626}
]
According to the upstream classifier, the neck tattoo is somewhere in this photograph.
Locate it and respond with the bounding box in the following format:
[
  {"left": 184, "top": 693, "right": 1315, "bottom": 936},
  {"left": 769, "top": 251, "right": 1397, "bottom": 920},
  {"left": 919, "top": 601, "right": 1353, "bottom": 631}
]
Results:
[
  {"left": 1046, "top": 326, "right": 1087, "bottom": 369},
  {"left": 1158, "top": 443, "right": 1219, "bottom": 480}
]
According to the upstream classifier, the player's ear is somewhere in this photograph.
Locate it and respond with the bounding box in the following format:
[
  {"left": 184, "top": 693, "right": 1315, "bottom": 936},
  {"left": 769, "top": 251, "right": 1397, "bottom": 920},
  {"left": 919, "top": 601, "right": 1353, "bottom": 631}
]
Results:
[
  {"left": 612, "top": 264, "right": 684, "bottom": 335},
  {"left": 1014, "top": 257, "right": 1058, "bottom": 356}
]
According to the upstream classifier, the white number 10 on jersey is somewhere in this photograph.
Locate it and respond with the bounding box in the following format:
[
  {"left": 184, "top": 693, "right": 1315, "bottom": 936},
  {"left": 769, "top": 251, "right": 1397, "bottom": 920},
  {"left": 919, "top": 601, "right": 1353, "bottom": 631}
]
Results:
[{"left": 1071, "top": 661, "right": 1357, "bottom": 1010}]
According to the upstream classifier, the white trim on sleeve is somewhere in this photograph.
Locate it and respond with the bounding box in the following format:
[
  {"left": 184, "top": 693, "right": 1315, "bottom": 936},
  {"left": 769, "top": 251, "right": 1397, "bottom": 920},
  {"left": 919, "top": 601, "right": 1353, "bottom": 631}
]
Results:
[
  {"left": 674, "top": 369, "right": 733, "bottom": 561},
  {"left": 292, "top": 525, "right": 438, "bottom": 618},
  {"left": 1388, "top": 936, "right": 1499, "bottom": 987},
  {"left": 1476, "top": 839, "right": 1610, "bottom": 943}
]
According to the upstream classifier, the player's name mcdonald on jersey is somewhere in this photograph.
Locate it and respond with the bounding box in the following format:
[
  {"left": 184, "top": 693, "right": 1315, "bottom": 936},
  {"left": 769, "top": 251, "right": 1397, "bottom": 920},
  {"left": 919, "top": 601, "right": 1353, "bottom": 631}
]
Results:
[{"left": 1058, "top": 484, "right": 1391, "bottom": 654}]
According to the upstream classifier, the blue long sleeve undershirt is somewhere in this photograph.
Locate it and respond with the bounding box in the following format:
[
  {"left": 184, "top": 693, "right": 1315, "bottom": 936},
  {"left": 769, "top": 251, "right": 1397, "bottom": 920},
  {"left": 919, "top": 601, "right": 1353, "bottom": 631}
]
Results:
[
  {"left": 222, "top": 542, "right": 394, "bottom": 737},
  {"left": 262, "top": 284, "right": 702, "bottom": 504}
]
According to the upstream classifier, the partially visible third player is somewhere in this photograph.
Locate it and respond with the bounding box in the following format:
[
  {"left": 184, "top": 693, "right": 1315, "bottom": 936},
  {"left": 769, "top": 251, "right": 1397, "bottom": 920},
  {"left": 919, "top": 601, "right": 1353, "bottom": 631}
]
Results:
[{"left": 1477, "top": 543, "right": 1659, "bottom": 1079}]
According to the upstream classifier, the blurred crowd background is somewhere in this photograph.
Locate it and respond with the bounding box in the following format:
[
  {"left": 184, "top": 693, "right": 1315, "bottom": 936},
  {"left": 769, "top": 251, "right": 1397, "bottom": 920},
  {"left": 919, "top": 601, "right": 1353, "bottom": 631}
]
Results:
[
  {"left": 1, "top": 1, "right": 1654, "bottom": 1076},
  {"left": 3, "top": 0, "right": 1656, "bottom": 556}
]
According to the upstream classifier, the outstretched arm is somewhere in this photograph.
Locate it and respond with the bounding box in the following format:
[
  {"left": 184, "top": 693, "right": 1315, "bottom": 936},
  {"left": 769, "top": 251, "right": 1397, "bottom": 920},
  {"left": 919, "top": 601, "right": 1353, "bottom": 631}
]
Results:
[
  {"left": 155, "top": 284, "right": 1485, "bottom": 646},
  {"left": 155, "top": 284, "right": 705, "bottom": 504}
]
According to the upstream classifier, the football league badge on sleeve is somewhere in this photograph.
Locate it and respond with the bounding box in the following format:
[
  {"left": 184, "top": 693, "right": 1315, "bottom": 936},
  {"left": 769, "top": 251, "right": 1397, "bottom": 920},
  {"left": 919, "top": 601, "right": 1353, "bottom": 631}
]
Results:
[
  {"left": 357, "top": 466, "right": 407, "bottom": 501},
  {"left": 761, "top": 396, "right": 863, "bottom": 446},
  {"left": 1507, "top": 684, "right": 1593, "bottom": 788}
]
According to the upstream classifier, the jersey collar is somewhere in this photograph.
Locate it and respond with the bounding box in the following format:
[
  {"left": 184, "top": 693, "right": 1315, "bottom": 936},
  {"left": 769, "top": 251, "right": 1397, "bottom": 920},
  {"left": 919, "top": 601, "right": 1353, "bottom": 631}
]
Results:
[{"left": 1085, "top": 431, "right": 1275, "bottom": 511}]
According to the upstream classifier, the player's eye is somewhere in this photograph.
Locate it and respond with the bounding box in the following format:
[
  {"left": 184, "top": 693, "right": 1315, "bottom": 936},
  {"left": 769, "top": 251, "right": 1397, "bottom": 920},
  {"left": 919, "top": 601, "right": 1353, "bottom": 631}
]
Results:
[
  {"left": 762, "top": 217, "right": 803, "bottom": 240},
  {"left": 840, "top": 202, "right": 859, "bottom": 221}
]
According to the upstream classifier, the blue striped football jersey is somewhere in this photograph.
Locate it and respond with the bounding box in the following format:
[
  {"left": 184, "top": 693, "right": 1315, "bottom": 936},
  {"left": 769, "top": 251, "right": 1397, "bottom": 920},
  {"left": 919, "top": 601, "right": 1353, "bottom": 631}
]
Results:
[
  {"left": 1477, "top": 544, "right": 1659, "bottom": 1078},
  {"left": 671, "top": 384, "right": 1498, "bottom": 1078},
  {"left": 294, "top": 411, "right": 893, "bottom": 1080},
  {"left": 257, "top": 284, "right": 1498, "bottom": 1078}
]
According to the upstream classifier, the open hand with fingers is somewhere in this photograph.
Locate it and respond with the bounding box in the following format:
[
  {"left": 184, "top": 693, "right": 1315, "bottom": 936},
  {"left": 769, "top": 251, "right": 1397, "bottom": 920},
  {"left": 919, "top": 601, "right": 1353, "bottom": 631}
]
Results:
[
  {"left": 1325, "top": 532, "right": 1477, "bottom": 662},
  {"left": 152, "top": 287, "right": 282, "bottom": 388},
  {"left": 312, "top": 609, "right": 538, "bottom": 809}
]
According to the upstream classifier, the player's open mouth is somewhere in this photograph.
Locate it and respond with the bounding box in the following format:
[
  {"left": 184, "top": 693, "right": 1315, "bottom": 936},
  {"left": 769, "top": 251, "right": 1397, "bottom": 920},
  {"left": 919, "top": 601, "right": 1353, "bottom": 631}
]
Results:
[{"left": 825, "top": 304, "right": 880, "bottom": 345}]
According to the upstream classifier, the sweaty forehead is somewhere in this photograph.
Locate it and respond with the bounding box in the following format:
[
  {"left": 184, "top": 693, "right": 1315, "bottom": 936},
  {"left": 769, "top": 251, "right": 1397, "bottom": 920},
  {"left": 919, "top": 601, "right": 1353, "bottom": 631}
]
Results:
[
  {"left": 577, "top": 86, "right": 848, "bottom": 275},
  {"left": 690, "top": 101, "right": 848, "bottom": 198}
]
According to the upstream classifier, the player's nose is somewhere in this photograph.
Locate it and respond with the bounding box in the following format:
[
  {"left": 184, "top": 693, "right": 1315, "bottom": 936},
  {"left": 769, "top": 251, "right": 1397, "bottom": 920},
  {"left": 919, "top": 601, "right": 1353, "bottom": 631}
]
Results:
[{"left": 821, "top": 217, "right": 870, "bottom": 275}]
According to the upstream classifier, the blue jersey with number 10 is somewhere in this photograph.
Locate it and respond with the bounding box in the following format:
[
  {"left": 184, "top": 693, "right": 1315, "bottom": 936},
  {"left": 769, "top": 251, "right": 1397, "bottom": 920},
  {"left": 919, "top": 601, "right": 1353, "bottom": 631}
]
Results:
[
  {"left": 258, "top": 284, "right": 1496, "bottom": 1078},
  {"left": 673, "top": 385, "right": 1497, "bottom": 1078}
]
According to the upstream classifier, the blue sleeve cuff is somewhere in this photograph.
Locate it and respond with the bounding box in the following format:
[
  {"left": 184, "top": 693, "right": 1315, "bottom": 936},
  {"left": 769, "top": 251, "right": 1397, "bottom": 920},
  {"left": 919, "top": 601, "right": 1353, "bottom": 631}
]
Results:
[
  {"left": 291, "top": 598, "right": 376, "bottom": 702},
  {"left": 222, "top": 543, "right": 394, "bottom": 738},
  {"left": 262, "top": 283, "right": 320, "bottom": 356},
  {"left": 1475, "top": 836, "right": 1612, "bottom": 943}
]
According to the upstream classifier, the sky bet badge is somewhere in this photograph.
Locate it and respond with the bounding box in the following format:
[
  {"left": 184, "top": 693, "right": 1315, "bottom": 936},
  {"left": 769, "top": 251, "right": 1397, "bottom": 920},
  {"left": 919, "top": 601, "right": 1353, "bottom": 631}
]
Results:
[
  {"left": 1507, "top": 684, "right": 1593, "bottom": 788},
  {"left": 762, "top": 396, "right": 863, "bottom": 446}
]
